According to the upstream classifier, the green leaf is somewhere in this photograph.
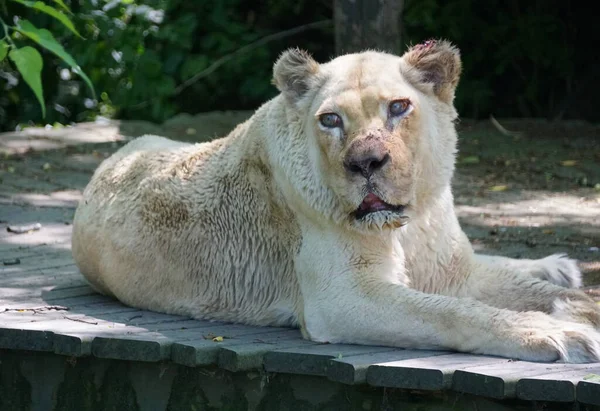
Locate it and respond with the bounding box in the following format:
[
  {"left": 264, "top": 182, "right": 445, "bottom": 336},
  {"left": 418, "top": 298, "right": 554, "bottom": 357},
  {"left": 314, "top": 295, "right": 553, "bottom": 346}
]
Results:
[
  {"left": 0, "top": 40, "right": 8, "bottom": 61},
  {"left": 489, "top": 185, "right": 508, "bottom": 192},
  {"left": 16, "top": 20, "right": 96, "bottom": 99},
  {"left": 583, "top": 374, "right": 600, "bottom": 382},
  {"left": 10, "top": 0, "right": 82, "bottom": 38},
  {"left": 8, "top": 46, "right": 45, "bottom": 117},
  {"left": 459, "top": 155, "right": 480, "bottom": 165},
  {"left": 51, "top": 0, "right": 72, "bottom": 13}
]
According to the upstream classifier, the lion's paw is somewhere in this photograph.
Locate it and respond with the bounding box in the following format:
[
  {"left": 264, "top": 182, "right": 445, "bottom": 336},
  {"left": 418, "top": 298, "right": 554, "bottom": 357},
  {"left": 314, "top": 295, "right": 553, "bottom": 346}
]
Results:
[
  {"left": 530, "top": 254, "right": 582, "bottom": 289},
  {"left": 511, "top": 314, "right": 600, "bottom": 363},
  {"left": 543, "top": 324, "right": 600, "bottom": 363}
]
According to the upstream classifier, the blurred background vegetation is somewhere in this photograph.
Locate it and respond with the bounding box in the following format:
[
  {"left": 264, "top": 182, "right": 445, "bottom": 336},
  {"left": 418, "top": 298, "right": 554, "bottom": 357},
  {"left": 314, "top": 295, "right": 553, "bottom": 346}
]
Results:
[{"left": 0, "top": 0, "right": 597, "bottom": 132}]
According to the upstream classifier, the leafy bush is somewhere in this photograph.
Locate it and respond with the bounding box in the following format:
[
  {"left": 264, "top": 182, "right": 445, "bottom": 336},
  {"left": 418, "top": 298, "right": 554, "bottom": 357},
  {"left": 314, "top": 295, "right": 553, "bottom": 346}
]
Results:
[
  {"left": 0, "top": 0, "right": 95, "bottom": 118},
  {"left": 0, "top": 0, "right": 332, "bottom": 130},
  {"left": 0, "top": 0, "right": 596, "bottom": 132},
  {"left": 402, "top": 0, "right": 593, "bottom": 120}
]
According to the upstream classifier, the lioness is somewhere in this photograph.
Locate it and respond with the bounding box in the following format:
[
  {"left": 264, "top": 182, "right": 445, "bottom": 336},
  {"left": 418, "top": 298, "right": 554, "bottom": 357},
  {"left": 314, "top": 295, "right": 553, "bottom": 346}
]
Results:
[{"left": 72, "top": 40, "right": 600, "bottom": 363}]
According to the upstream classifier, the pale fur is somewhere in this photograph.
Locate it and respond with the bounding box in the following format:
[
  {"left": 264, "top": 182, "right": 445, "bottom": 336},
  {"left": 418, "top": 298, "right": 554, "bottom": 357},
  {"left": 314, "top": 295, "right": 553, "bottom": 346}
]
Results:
[{"left": 72, "top": 41, "right": 600, "bottom": 363}]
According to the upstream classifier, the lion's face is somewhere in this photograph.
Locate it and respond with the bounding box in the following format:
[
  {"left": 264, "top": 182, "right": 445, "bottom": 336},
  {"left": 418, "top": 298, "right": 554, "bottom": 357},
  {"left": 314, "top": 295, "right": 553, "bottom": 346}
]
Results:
[
  {"left": 273, "top": 41, "right": 462, "bottom": 231},
  {"left": 307, "top": 54, "right": 422, "bottom": 230}
]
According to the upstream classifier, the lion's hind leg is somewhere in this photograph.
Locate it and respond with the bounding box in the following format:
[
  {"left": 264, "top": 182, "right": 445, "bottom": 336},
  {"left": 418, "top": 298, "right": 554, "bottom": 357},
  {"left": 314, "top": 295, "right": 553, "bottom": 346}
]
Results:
[
  {"left": 461, "top": 255, "right": 599, "bottom": 330},
  {"left": 473, "top": 253, "right": 582, "bottom": 289}
]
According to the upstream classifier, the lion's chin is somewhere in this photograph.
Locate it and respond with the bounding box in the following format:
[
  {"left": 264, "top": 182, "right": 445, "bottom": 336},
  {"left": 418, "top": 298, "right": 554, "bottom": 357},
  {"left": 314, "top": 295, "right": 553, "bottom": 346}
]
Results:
[
  {"left": 354, "top": 210, "right": 409, "bottom": 230},
  {"left": 351, "top": 193, "right": 409, "bottom": 230}
]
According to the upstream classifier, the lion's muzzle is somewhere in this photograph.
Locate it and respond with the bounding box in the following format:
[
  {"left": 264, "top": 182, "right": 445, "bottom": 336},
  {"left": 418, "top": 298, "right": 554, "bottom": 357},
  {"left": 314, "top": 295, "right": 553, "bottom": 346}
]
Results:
[{"left": 343, "top": 134, "right": 390, "bottom": 179}]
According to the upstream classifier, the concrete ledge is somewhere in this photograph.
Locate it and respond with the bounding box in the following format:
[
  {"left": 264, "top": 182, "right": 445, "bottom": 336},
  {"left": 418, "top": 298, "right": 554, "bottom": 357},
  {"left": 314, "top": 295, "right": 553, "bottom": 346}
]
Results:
[{"left": 0, "top": 349, "right": 568, "bottom": 411}]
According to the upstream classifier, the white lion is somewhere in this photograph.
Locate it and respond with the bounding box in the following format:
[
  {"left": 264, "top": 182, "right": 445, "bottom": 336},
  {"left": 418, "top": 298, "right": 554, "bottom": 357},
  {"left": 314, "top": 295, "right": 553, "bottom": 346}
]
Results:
[{"left": 72, "top": 40, "right": 600, "bottom": 363}]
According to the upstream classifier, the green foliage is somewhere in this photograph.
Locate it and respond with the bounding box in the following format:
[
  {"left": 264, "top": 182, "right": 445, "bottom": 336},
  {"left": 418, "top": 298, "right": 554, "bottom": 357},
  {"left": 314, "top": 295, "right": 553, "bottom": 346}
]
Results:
[
  {"left": 16, "top": 19, "right": 94, "bottom": 97},
  {"left": 0, "top": 39, "right": 8, "bottom": 59},
  {"left": 0, "top": 0, "right": 596, "bottom": 131},
  {"left": 7, "top": 46, "right": 44, "bottom": 116},
  {"left": 0, "top": 0, "right": 93, "bottom": 121},
  {"left": 11, "top": 0, "right": 82, "bottom": 37},
  {"left": 402, "top": 0, "right": 591, "bottom": 120},
  {"left": 0, "top": 0, "right": 332, "bottom": 130}
]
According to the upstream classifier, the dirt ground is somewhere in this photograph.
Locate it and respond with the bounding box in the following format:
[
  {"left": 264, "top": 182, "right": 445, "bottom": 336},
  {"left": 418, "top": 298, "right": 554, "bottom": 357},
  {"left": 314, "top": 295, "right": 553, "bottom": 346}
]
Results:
[
  {"left": 452, "top": 118, "right": 600, "bottom": 290},
  {"left": 1, "top": 114, "right": 599, "bottom": 291}
]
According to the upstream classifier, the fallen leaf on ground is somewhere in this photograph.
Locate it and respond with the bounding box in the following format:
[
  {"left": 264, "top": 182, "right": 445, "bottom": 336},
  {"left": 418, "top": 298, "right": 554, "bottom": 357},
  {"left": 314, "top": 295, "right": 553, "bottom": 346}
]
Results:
[
  {"left": 460, "top": 156, "right": 480, "bottom": 164},
  {"left": 7, "top": 223, "right": 42, "bottom": 234},
  {"left": 489, "top": 185, "right": 508, "bottom": 192},
  {"left": 2, "top": 258, "right": 21, "bottom": 266},
  {"left": 212, "top": 336, "right": 224, "bottom": 342},
  {"left": 583, "top": 374, "right": 600, "bottom": 382},
  {"left": 560, "top": 160, "right": 577, "bottom": 167}
]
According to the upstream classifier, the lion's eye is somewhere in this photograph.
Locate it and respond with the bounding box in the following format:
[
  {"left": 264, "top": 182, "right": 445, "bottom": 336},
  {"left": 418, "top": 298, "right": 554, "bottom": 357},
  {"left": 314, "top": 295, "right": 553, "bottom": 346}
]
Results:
[
  {"left": 389, "top": 99, "right": 411, "bottom": 117},
  {"left": 319, "top": 113, "right": 343, "bottom": 128}
]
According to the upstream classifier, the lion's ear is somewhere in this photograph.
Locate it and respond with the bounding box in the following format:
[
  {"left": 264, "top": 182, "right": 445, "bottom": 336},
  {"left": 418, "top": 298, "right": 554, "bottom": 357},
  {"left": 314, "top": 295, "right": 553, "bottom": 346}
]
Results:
[
  {"left": 273, "top": 48, "right": 320, "bottom": 102},
  {"left": 400, "top": 40, "right": 462, "bottom": 104}
]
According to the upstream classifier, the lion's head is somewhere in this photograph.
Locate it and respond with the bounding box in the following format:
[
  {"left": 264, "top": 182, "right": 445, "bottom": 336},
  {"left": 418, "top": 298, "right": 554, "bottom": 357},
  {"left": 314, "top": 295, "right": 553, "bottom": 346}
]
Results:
[{"left": 271, "top": 40, "right": 461, "bottom": 231}]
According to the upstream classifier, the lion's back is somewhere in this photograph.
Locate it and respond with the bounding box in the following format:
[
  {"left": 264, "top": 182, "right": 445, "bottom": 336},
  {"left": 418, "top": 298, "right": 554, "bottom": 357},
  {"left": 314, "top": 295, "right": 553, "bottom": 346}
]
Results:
[
  {"left": 72, "top": 134, "right": 301, "bottom": 326},
  {"left": 72, "top": 135, "right": 199, "bottom": 293}
]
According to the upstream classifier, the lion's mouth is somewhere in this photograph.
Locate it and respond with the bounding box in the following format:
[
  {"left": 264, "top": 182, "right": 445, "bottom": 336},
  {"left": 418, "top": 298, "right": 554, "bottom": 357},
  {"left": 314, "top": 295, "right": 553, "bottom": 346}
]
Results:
[{"left": 354, "top": 193, "right": 406, "bottom": 220}]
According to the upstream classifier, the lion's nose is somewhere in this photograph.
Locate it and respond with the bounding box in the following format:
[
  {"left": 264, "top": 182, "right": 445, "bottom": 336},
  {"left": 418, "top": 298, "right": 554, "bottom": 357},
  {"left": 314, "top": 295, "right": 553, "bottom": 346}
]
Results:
[{"left": 344, "top": 152, "right": 390, "bottom": 178}]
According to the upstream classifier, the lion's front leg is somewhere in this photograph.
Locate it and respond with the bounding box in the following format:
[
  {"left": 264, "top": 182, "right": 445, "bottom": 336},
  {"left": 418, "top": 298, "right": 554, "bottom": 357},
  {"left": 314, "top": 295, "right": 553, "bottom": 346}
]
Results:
[
  {"left": 458, "top": 254, "right": 600, "bottom": 330},
  {"left": 474, "top": 253, "right": 582, "bottom": 289},
  {"left": 295, "top": 226, "right": 600, "bottom": 363}
]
